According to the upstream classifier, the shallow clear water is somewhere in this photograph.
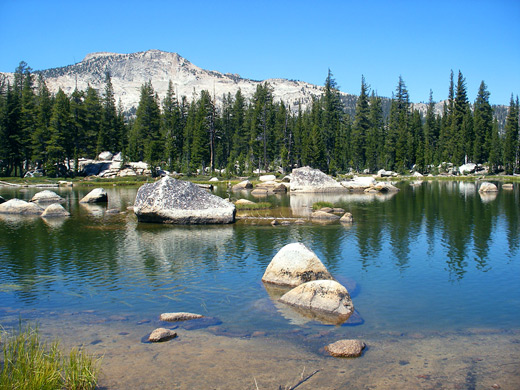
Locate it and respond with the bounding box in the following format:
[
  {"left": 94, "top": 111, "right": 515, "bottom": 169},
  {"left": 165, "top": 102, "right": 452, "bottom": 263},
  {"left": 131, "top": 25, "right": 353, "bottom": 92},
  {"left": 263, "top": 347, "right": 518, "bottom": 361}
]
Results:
[{"left": 1, "top": 181, "right": 519, "bottom": 388}]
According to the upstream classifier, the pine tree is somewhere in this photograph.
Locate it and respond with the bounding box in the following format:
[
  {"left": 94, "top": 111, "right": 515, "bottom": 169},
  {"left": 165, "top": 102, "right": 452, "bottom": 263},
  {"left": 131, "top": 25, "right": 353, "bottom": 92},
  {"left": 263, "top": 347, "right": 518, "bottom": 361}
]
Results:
[
  {"left": 452, "top": 71, "right": 471, "bottom": 164},
  {"left": 472, "top": 81, "right": 493, "bottom": 164},
  {"left": 128, "top": 81, "right": 161, "bottom": 170},
  {"left": 423, "top": 90, "right": 439, "bottom": 170},
  {"left": 366, "top": 92, "right": 384, "bottom": 172},
  {"left": 386, "top": 76, "right": 410, "bottom": 171},
  {"left": 250, "top": 83, "right": 274, "bottom": 171},
  {"left": 162, "top": 80, "right": 182, "bottom": 171},
  {"left": 351, "top": 76, "right": 370, "bottom": 171},
  {"left": 503, "top": 95, "right": 519, "bottom": 174},
  {"left": 31, "top": 75, "right": 53, "bottom": 169},
  {"left": 47, "top": 88, "right": 70, "bottom": 176},
  {"left": 322, "top": 69, "right": 343, "bottom": 172},
  {"left": 488, "top": 118, "right": 502, "bottom": 173},
  {"left": 83, "top": 86, "right": 102, "bottom": 158},
  {"left": 69, "top": 88, "right": 86, "bottom": 172},
  {"left": 97, "top": 71, "right": 118, "bottom": 155}
]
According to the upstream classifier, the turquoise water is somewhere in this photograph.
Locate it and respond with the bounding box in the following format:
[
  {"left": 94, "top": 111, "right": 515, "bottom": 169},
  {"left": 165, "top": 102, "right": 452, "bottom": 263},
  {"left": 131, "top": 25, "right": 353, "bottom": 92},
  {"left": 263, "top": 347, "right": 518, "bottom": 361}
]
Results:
[{"left": 1, "top": 181, "right": 519, "bottom": 337}]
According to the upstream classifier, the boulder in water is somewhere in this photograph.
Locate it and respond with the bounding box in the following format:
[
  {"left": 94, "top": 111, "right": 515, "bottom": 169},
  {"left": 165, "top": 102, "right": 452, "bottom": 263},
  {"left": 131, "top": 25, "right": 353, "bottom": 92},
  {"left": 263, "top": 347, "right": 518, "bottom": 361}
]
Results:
[
  {"left": 79, "top": 188, "right": 108, "bottom": 203},
  {"left": 290, "top": 167, "right": 345, "bottom": 193},
  {"left": 134, "top": 176, "right": 235, "bottom": 224},
  {"left": 279, "top": 280, "right": 354, "bottom": 323},
  {"left": 0, "top": 199, "right": 44, "bottom": 215},
  {"left": 41, "top": 203, "right": 70, "bottom": 218},
  {"left": 262, "top": 243, "right": 333, "bottom": 287},
  {"left": 30, "top": 190, "right": 65, "bottom": 203}
]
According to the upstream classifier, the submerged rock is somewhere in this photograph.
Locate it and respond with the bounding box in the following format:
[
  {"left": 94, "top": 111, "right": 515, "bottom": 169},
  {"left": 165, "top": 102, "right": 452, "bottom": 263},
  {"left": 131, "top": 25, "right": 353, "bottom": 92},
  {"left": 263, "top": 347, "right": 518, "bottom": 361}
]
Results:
[
  {"left": 502, "top": 183, "right": 514, "bottom": 190},
  {"left": 160, "top": 312, "right": 203, "bottom": 322},
  {"left": 79, "top": 188, "right": 108, "bottom": 203},
  {"left": 0, "top": 199, "right": 44, "bottom": 215},
  {"left": 232, "top": 180, "right": 253, "bottom": 191},
  {"left": 262, "top": 243, "right": 333, "bottom": 287},
  {"left": 311, "top": 211, "right": 340, "bottom": 220},
  {"left": 148, "top": 328, "right": 177, "bottom": 342},
  {"left": 41, "top": 203, "right": 70, "bottom": 218},
  {"left": 479, "top": 182, "right": 498, "bottom": 192},
  {"left": 340, "top": 212, "right": 353, "bottom": 223},
  {"left": 279, "top": 280, "right": 354, "bottom": 323},
  {"left": 134, "top": 176, "right": 235, "bottom": 224},
  {"left": 290, "top": 166, "right": 345, "bottom": 193},
  {"left": 325, "top": 339, "right": 366, "bottom": 357},
  {"left": 30, "top": 190, "right": 65, "bottom": 203}
]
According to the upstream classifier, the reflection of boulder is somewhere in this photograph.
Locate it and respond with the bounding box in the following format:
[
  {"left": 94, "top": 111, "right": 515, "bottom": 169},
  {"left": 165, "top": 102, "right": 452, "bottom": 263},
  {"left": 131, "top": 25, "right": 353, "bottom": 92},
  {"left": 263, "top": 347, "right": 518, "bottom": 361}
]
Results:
[
  {"left": 0, "top": 199, "right": 43, "bottom": 215},
  {"left": 290, "top": 166, "right": 345, "bottom": 193},
  {"left": 279, "top": 280, "right": 354, "bottom": 325},
  {"left": 134, "top": 177, "right": 235, "bottom": 224},
  {"left": 262, "top": 243, "right": 333, "bottom": 287},
  {"left": 290, "top": 192, "right": 397, "bottom": 217},
  {"left": 479, "top": 191, "right": 498, "bottom": 203},
  {"left": 80, "top": 203, "right": 106, "bottom": 217},
  {"left": 502, "top": 183, "right": 514, "bottom": 190}
]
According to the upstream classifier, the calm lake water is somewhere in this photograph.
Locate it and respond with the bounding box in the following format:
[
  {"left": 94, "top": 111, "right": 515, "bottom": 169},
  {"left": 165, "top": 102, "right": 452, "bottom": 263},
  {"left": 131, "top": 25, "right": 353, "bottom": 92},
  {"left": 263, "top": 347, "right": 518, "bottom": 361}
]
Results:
[{"left": 1, "top": 181, "right": 519, "bottom": 389}]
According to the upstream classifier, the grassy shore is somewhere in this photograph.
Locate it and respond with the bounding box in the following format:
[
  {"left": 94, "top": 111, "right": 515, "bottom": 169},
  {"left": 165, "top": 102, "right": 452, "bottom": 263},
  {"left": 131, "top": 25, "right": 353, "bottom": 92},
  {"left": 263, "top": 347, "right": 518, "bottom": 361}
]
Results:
[{"left": 0, "top": 323, "right": 100, "bottom": 390}]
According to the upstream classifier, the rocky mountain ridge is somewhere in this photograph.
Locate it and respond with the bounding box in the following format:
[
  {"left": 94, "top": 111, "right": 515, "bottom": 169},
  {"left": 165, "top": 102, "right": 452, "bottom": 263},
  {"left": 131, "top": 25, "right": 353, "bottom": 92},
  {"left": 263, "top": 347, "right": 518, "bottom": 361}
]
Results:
[{"left": 0, "top": 49, "right": 508, "bottom": 125}]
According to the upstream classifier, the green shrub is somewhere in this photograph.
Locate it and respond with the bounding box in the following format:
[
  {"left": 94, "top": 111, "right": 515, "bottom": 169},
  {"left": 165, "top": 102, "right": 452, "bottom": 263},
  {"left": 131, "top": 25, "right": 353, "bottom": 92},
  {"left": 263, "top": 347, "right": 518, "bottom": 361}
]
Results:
[{"left": 312, "top": 201, "right": 334, "bottom": 210}]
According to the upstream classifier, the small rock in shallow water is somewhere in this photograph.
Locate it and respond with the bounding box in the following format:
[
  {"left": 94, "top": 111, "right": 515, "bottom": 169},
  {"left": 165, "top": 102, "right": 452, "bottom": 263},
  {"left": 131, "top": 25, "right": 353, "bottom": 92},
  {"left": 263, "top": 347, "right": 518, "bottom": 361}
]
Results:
[
  {"left": 148, "top": 328, "right": 177, "bottom": 342},
  {"left": 325, "top": 339, "right": 366, "bottom": 357},
  {"left": 160, "top": 312, "right": 203, "bottom": 322}
]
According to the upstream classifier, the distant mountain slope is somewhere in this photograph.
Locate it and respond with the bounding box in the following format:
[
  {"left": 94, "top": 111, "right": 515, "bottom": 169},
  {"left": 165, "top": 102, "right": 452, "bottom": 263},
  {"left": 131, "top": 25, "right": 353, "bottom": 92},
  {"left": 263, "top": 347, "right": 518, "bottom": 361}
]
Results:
[{"left": 0, "top": 49, "right": 508, "bottom": 127}]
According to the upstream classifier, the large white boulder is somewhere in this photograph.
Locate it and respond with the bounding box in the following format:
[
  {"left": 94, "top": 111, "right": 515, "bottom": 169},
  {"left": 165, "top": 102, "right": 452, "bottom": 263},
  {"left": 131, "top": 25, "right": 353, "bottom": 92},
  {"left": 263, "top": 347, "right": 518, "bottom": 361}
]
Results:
[
  {"left": 0, "top": 199, "right": 44, "bottom": 215},
  {"left": 290, "top": 167, "right": 345, "bottom": 193},
  {"left": 134, "top": 176, "right": 236, "bottom": 224},
  {"left": 279, "top": 280, "right": 354, "bottom": 322},
  {"left": 459, "top": 163, "right": 477, "bottom": 174},
  {"left": 232, "top": 180, "right": 253, "bottom": 191},
  {"left": 262, "top": 243, "right": 333, "bottom": 287},
  {"left": 30, "top": 190, "right": 65, "bottom": 203},
  {"left": 98, "top": 151, "right": 113, "bottom": 160},
  {"left": 79, "top": 188, "right": 108, "bottom": 203},
  {"left": 478, "top": 182, "right": 498, "bottom": 192},
  {"left": 340, "top": 176, "right": 376, "bottom": 191},
  {"left": 259, "top": 174, "right": 276, "bottom": 182}
]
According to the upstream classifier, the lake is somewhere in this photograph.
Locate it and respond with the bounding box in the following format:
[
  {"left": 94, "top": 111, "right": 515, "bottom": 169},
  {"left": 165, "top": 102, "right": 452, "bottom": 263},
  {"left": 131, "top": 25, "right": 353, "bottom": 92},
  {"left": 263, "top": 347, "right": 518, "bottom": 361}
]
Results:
[{"left": 0, "top": 181, "right": 519, "bottom": 389}]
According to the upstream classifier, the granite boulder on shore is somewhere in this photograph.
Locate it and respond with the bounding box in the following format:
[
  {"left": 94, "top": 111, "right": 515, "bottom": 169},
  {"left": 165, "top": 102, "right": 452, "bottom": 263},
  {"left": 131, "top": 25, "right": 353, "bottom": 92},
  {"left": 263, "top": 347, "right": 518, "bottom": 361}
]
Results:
[
  {"left": 290, "top": 166, "right": 345, "bottom": 193},
  {"left": 134, "top": 176, "right": 235, "bottom": 224}
]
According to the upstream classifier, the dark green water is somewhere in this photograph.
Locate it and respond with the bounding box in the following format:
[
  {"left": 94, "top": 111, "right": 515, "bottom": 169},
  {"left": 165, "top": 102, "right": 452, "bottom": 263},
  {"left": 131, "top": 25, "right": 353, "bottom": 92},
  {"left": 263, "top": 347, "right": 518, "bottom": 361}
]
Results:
[{"left": 1, "top": 181, "right": 519, "bottom": 335}]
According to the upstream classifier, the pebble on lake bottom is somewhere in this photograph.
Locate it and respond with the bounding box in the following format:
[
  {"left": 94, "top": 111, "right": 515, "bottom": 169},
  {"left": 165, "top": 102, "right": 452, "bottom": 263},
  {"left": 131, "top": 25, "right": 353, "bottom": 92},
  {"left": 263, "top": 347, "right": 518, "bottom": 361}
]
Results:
[
  {"left": 325, "top": 339, "right": 366, "bottom": 358},
  {"left": 148, "top": 328, "right": 177, "bottom": 342}
]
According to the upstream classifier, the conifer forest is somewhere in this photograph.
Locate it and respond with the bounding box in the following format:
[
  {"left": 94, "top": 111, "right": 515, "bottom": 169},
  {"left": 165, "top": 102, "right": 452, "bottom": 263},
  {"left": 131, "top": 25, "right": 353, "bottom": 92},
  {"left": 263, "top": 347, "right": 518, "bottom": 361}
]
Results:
[{"left": 1, "top": 62, "right": 519, "bottom": 178}]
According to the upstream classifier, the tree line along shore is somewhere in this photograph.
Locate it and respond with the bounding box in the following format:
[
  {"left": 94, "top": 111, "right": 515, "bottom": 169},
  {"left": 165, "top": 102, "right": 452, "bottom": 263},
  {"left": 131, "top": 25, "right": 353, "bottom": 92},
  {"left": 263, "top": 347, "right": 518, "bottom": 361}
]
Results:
[{"left": 1, "top": 62, "right": 519, "bottom": 179}]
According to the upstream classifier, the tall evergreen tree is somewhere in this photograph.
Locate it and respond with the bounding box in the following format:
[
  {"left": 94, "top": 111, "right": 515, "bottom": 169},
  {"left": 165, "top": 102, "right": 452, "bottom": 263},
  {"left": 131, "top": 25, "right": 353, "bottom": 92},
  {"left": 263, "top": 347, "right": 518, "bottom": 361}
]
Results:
[
  {"left": 31, "top": 75, "right": 53, "bottom": 168},
  {"left": 162, "top": 80, "right": 182, "bottom": 171},
  {"left": 366, "top": 92, "right": 384, "bottom": 172},
  {"left": 128, "top": 81, "right": 161, "bottom": 169},
  {"left": 503, "top": 95, "right": 519, "bottom": 174},
  {"left": 322, "top": 69, "right": 343, "bottom": 172},
  {"left": 423, "top": 90, "right": 439, "bottom": 170},
  {"left": 351, "top": 76, "right": 370, "bottom": 171},
  {"left": 386, "top": 76, "right": 410, "bottom": 171},
  {"left": 97, "top": 71, "right": 118, "bottom": 155},
  {"left": 472, "top": 81, "right": 493, "bottom": 164},
  {"left": 451, "top": 71, "right": 471, "bottom": 164},
  {"left": 47, "top": 88, "right": 70, "bottom": 176}
]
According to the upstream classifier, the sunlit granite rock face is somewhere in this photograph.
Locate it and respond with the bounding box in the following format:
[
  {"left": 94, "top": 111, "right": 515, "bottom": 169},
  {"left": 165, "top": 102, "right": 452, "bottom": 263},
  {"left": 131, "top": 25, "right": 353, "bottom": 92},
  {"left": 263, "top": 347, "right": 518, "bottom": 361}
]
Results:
[
  {"left": 279, "top": 280, "right": 354, "bottom": 324},
  {"left": 0, "top": 199, "right": 44, "bottom": 215},
  {"left": 290, "top": 166, "right": 345, "bottom": 193},
  {"left": 262, "top": 243, "right": 333, "bottom": 287},
  {"left": 134, "top": 176, "right": 235, "bottom": 224}
]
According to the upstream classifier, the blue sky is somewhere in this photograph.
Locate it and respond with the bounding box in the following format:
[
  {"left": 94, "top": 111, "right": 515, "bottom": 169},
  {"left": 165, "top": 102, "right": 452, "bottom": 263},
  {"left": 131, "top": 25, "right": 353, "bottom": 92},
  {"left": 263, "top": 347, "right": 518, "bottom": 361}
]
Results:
[{"left": 1, "top": 0, "right": 518, "bottom": 105}]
